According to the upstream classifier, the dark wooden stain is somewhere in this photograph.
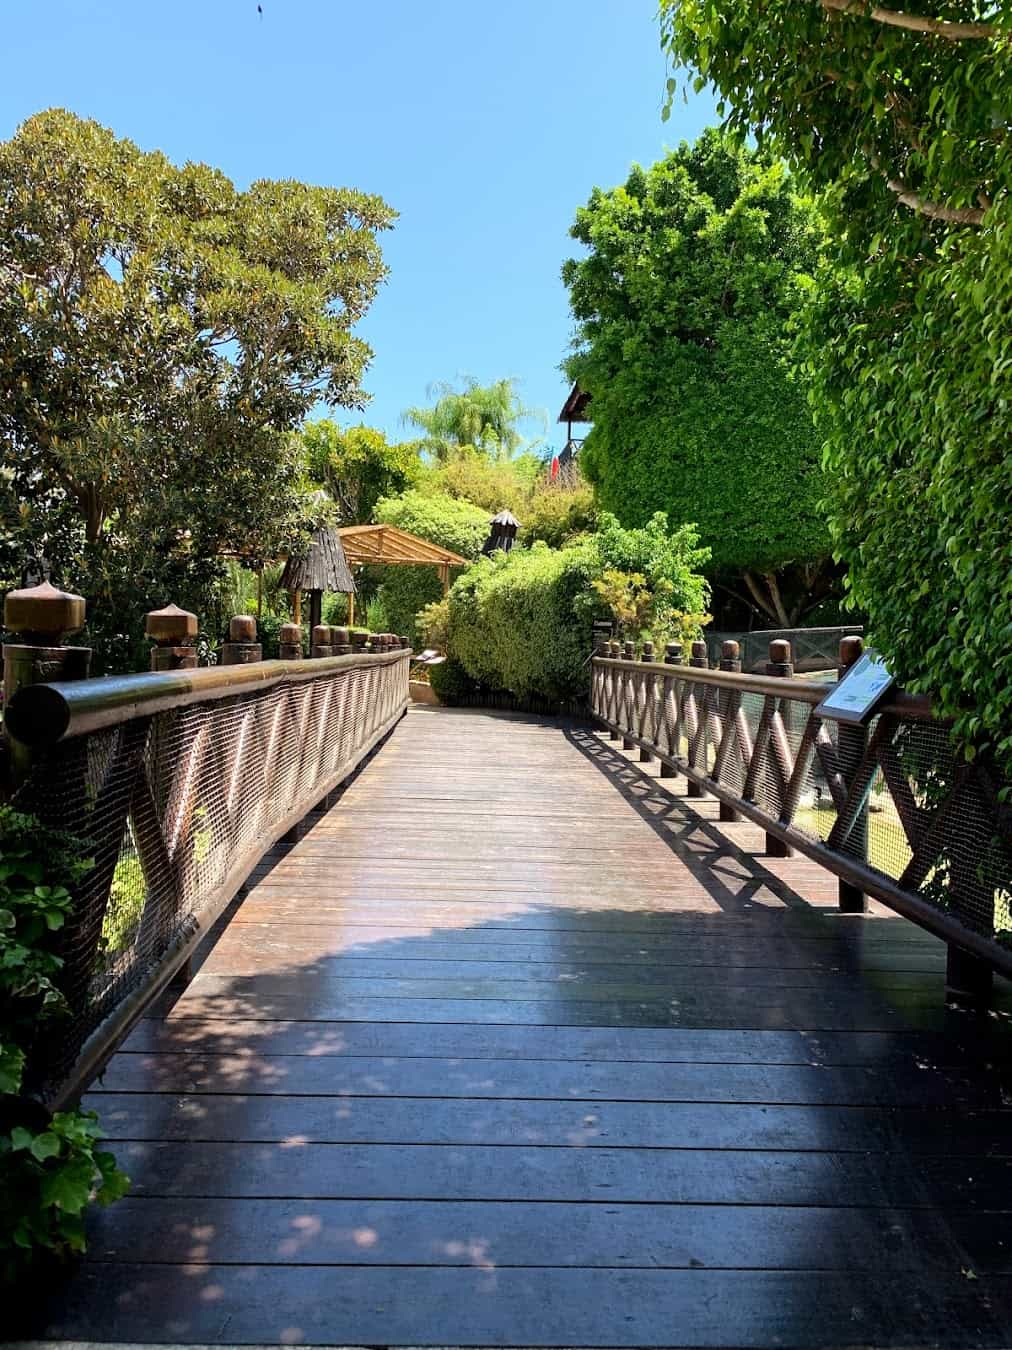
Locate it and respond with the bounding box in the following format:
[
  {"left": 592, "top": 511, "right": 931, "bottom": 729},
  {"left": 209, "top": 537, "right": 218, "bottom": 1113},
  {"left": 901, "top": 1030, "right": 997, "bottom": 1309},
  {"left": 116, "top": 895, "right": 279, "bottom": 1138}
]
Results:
[{"left": 31, "top": 708, "right": 1012, "bottom": 1346}]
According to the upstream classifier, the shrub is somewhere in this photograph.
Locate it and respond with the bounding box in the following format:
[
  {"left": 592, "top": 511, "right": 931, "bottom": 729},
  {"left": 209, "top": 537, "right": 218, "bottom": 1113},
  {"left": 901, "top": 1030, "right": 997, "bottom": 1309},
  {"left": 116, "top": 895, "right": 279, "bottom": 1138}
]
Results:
[
  {"left": 447, "top": 513, "right": 709, "bottom": 701},
  {"left": 418, "top": 447, "right": 541, "bottom": 514},
  {"left": 521, "top": 481, "right": 597, "bottom": 548},
  {"left": 429, "top": 656, "right": 478, "bottom": 705},
  {"left": 0, "top": 807, "right": 129, "bottom": 1280},
  {"left": 373, "top": 490, "right": 489, "bottom": 639},
  {"left": 416, "top": 598, "right": 450, "bottom": 651}
]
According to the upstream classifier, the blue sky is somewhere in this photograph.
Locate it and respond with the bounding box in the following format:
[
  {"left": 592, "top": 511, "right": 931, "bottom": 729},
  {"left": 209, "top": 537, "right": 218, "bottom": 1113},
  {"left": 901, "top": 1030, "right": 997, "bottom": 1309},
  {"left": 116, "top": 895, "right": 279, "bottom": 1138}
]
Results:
[{"left": 1, "top": 0, "right": 715, "bottom": 452}]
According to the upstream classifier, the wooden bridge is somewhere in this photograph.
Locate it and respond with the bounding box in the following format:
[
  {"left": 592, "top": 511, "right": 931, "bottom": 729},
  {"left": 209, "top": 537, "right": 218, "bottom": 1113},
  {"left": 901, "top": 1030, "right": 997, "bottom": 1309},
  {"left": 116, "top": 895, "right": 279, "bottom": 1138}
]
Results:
[
  {"left": 9, "top": 696, "right": 1012, "bottom": 1350},
  {"left": 6, "top": 632, "right": 1012, "bottom": 1347}
]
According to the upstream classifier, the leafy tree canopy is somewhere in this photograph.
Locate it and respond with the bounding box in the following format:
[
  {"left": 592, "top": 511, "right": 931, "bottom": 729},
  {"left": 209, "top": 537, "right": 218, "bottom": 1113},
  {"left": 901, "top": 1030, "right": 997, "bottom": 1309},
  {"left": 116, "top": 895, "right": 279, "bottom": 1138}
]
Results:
[
  {"left": 562, "top": 129, "right": 832, "bottom": 626},
  {"left": 302, "top": 421, "right": 422, "bottom": 525},
  {"left": 0, "top": 110, "right": 393, "bottom": 667},
  {"left": 660, "top": 2, "right": 1012, "bottom": 766},
  {"left": 402, "top": 376, "right": 543, "bottom": 462}
]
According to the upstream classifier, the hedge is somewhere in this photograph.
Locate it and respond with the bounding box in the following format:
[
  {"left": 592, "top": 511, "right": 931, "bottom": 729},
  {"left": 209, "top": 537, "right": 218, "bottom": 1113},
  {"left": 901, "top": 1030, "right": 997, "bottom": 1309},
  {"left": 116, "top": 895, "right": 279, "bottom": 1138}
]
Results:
[
  {"left": 447, "top": 514, "right": 709, "bottom": 702},
  {"left": 373, "top": 490, "right": 489, "bottom": 640}
]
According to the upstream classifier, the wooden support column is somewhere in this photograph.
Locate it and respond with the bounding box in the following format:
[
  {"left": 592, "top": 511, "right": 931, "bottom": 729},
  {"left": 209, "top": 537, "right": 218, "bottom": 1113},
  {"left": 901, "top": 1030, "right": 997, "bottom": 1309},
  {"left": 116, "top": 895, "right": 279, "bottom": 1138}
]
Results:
[
  {"left": 836, "top": 635, "right": 869, "bottom": 912},
  {"left": 765, "top": 638, "right": 794, "bottom": 858},
  {"left": 279, "top": 623, "right": 304, "bottom": 661},
  {"left": 687, "top": 640, "right": 708, "bottom": 798},
  {"left": 719, "top": 639, "right": 742, "bottom": 822},
  {"left": 2, "top": 582, "right": 91, "bottom": 788},
  {"left": 621, "top": 641, "right": 636, "bottom": 749},
  {"left": 221, "top": 615, "right": 262, "bottom": 665},
  {"left": 310, "top": 624, "right": 334, "bottom": 660},
  {"left": 660, "top": 642, "right": 682, "bottom": 778},
  {"left": 638, "top": 641, "right": 654, "bottom": 762},
  {"left": 608, "top": 641, "right": 622, "bottom": 740},
  {"left": 145, "top": 603, "right": 198, "bottom": 672}
]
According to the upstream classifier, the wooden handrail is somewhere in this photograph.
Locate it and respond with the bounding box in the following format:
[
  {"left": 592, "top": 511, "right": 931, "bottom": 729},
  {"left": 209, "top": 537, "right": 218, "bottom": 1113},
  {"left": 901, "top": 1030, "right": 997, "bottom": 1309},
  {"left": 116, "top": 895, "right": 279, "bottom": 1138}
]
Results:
[{"left": 6, "top": 648, "right": 411, "bottom": 746}]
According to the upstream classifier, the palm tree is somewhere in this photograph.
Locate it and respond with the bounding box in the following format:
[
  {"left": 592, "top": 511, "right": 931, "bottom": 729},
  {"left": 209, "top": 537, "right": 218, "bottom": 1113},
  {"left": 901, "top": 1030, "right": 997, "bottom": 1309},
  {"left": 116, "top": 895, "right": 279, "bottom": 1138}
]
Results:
[{"left": 402, "top": 377, "right": 543, "bottom": 462}]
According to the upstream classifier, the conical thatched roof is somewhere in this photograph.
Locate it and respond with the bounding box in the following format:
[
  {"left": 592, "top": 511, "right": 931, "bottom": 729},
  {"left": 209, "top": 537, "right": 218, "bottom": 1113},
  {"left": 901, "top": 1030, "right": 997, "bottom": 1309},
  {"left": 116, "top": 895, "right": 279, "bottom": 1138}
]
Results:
[{"left": 281, "top": 526, "right": 356, "bottom": 593}]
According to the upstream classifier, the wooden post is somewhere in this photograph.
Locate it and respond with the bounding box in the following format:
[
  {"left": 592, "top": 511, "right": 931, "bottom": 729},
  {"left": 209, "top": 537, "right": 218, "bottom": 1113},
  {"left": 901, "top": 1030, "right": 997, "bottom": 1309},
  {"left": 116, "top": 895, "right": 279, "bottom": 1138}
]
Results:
[
  {"left": 687, "top": 640, "right": 708, "bottom": 798},
  {"left": 638, "top": 641, "right": 654, "bottom": 762},
  {"left": 607, "top": 641, "right": 621, "bottom": 740},
  {"left": 308, "top": 589, "right": 323, "bottom": 634},
  {"left": 145, "top": 603, "right": 198, "bottom": 672},
  {"left": 292, "top": 590, "right": 302, "bottom": 627},
  {"left": 310, "top": 624, "right": 333, "bottom": 659},
  {"left": 2, "top": 582, "right": 90, "bottom": 787},
  {"left": 279, "top": 622, "right": 304, "bottom": 661},
  {"left": 837, "top": 635, "right": 868, "bottom": 912},
  {"left": 439, "top": 564, "right": 450, "bottom": 597},
  {"left": 348, "top": 590, "right": 355, "bottom": 627},
  {"left": 350, "top": 629, "right": 369, "bottom": 653},
  {"left": 660, "top": 641, "right": 682, "bottom": 778},
  {"left": 221, "top": 614, "right": 262, "bottom": 665},
  {"left": 621, "top": 640, "right": 636, "bottom": 749},
  {"left": 331, "top": 626, "right": 352, "bottom": 656},
  {"left": 400, "top": 635, "right": 411, "bottom": 650},
  {"left": 765, "top": 638, "right": 794, "bottom": 857},
  {"left": 718, "top": 639, "right": 742, "bottom": 822}
]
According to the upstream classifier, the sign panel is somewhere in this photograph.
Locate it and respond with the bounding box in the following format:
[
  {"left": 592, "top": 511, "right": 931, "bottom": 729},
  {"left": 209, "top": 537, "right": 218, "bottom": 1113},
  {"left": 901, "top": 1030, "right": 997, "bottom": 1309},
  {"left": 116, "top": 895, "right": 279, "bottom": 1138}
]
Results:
[{"left": 815, "top": 650, "right": 895, "bottom": 726}]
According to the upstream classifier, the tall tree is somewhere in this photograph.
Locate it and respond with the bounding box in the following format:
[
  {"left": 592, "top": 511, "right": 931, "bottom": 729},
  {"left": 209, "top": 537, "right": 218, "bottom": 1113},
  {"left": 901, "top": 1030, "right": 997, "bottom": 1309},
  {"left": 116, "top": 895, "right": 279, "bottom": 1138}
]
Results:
[
  {"left": 0, "top": 110, "right": 394, "bottom": 665},
  {"left": 660, "top": 2, "right": 1012, "bottom": 766},
  {"left": 402, "top": 377, "right": 541, "bottom": 463},
  {"left": 302, "top": 421, "right": 422, "bottom": 524},
  {"left": 563, "top": 130, "right": 832, "bottom": 626}
]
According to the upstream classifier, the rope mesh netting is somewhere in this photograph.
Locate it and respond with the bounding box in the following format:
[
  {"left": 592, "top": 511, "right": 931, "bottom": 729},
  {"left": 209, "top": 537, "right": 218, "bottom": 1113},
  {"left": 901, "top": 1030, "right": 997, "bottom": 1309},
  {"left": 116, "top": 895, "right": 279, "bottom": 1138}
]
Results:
[
  {"left": 592, "top": 657, "right": 1012, "bottom": 953},
  {"left": 17, "top": 655, "right": 409, "bottom": 1097}
]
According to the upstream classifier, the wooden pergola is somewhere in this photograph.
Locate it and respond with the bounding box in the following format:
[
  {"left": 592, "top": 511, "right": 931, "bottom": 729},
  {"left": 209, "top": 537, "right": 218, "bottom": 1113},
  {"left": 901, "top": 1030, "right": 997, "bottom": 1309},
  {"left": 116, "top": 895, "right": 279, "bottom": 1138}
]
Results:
[{"left": 338, "top": 524, "right": 469, "bottom": 625}]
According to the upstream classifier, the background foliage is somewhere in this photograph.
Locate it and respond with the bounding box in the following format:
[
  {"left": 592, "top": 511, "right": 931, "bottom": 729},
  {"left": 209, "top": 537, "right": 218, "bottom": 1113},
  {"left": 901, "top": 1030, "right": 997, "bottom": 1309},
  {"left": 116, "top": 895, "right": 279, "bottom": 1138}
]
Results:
[
  {"left": 563, "top": 129, "right": 831, "bottom": 627},
  {"left": 0, "top": 110, "right": 393, "bottom": 671},
  {"left": 447, "top": 512, "right": 709, "bottom": 700},
  {"left": 372, "top": 489, "right": 489, "bottom": 639},
  {"left": 660, "top": 2, "right": 1012, "bottom": 766}
]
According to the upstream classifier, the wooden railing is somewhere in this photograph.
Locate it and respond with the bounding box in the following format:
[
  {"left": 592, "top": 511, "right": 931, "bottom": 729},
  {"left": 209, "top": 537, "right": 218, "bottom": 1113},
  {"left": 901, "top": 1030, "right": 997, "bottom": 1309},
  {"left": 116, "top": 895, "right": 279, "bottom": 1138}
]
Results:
[
  {"left": 3, "top": 591, "right": 411, "bottom": 1105},
  {"left": 591, "top": 637, "right": 1012, "bottom": 1001}
]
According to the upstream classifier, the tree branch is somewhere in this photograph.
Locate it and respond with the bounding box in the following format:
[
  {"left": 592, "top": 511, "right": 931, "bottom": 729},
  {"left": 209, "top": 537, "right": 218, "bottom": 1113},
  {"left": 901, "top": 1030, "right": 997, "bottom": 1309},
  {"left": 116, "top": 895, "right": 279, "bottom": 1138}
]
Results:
[
  {"left": 885, "top": 176, "right": 987, "bottom": 223},
  {"left": 820, "top": 0, "right": 996, "bottom": 41}
]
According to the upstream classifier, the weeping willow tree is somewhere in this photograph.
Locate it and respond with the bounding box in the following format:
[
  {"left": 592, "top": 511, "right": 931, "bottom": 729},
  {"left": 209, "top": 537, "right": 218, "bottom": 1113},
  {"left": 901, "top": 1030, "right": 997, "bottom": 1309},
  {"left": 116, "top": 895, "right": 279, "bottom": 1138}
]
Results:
[{"left": 402, "top": 377, "right": 542, "bottom": 462}]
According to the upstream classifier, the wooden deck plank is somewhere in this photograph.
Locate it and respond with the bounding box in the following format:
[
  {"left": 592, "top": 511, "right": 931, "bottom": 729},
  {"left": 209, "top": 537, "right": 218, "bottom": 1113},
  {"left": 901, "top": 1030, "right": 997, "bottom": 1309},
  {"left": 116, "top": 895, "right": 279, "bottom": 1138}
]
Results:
[{"left": 30, "top": 707, "right": 1012, "bottom": 1347}]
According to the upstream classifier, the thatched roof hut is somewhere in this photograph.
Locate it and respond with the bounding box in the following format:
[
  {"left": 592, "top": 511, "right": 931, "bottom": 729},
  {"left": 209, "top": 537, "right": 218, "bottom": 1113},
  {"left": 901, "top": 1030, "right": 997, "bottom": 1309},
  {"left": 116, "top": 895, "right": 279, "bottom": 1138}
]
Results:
[{"left": 281, "top": 526, "right": 356, "bottom": 595}]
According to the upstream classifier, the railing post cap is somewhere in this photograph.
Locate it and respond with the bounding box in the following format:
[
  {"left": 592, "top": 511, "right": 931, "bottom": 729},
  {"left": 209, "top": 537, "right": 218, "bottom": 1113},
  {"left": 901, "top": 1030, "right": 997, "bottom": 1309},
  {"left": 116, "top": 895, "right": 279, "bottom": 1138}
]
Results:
[
  {"left": 331, "top": 626, "right": 350, "bottom": 645},
  {"left": 690, "top": 640, "right": 708, "bottom": 660},
  {"left": 311, "top": 624, "right": 330, "bottom": 646},
  {"left": 721, "top": 639, "right": 740, "bottom": 660},
  {"left": 4, "top": 581, "right": 86, "bottom": 640},
  {"left": 145, "top": 603, "right": 198, "bottom": 644},
  {"left": 640, "top": 640, "right": 654, "bottom": 661},
  {"left": 279, "top": 622, "right": 301, "bottom": 644},
  {"left": 229, "top": 614, "right": 257, "bottom": 642},
  {"left": 399, "top": 635, "right": 410, "bottom": 649},
  {"left": 839, "top": 634, "right": 864, "bottom": 669},
  {"left": 769, "top": 638, "right": 792, "bottom": 665}
]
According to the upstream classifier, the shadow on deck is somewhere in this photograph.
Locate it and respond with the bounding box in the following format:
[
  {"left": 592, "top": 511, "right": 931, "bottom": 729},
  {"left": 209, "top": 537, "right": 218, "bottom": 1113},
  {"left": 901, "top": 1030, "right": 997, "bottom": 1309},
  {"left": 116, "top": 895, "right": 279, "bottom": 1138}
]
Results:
[{"left": 20, "top": 706, "right": 1012, "bottom": 1348}]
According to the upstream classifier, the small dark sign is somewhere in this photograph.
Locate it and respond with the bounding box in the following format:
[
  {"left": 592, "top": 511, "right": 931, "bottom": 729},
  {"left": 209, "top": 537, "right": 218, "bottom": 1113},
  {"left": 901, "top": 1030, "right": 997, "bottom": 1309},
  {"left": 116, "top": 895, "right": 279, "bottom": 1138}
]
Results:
[{"left": 815, "top": 650, "right": 895, "bottom": 726}]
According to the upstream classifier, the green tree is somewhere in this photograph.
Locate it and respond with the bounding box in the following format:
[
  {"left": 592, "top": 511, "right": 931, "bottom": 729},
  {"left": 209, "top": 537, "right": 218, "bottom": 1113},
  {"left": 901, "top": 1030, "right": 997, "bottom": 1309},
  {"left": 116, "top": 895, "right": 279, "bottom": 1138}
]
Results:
[
  {"left": 447, "top": 512, "right": 710, "bottom": 701},
  {"left": 372, "top": 489, "right": 490, "bottom": 638},
  {"left": 562, "top": 130, "right": 832, "bottom": 626},
  {"left": 402, "top": 377, "right": 542, "bottom": 462},
  {"left": 660, "top": 2, "right": 1012, "bottom": 766},
  {"left": 0, "top": 110, "right": 394, "bottom": 666},
  {"left": 302, "top": 421, "right": 422, "bottom": 524}
]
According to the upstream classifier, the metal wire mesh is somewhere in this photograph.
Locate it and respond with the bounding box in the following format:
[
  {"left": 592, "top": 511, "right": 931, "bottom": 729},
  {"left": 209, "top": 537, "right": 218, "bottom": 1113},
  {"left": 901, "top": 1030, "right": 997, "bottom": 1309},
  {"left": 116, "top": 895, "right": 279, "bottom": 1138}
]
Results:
[
  {"left": 17, "top": 654, "right": 409, "bottom": 1097},
  {"left": 591, "top": 656, "right": 1012, "bottom": 958}
]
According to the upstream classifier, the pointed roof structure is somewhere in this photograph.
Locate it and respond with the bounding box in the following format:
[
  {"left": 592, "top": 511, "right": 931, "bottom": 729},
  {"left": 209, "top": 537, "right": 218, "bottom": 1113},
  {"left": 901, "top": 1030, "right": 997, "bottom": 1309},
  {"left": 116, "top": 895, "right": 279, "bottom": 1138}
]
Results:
[{"left": 280, "top": 525, "right": 356, "bottom": 594}]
